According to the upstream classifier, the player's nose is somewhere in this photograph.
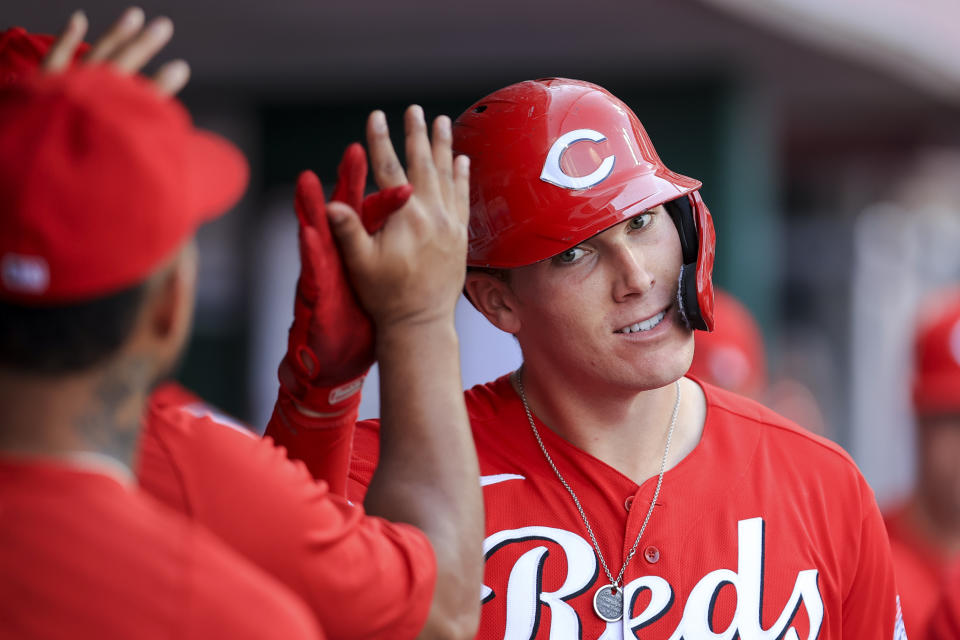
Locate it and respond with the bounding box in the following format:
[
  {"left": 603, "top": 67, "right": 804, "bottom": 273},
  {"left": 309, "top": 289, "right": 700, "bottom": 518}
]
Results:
[{"left": 610, "top": 243, "right": 654, "bottom": 302}]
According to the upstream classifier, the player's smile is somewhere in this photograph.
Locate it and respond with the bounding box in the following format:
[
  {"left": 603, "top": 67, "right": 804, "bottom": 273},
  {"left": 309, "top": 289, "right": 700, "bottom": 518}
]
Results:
[
  {"left": 609, "top": 304, "right": 686, "bottom": 354},
  {"left": 614, "top": 305, "right": 671, "bottom": 334}
]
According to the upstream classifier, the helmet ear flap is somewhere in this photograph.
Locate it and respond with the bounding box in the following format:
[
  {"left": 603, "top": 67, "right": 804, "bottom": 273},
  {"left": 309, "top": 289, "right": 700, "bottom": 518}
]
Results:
[
  {"left": 677, "top": 264, "right": 706, "bottom": 330},
  {"left": 664, "top": 196, "right": 698, "bottom": 264},
  {"left": 665, "top": 193, "right": 715, "bottom": 331}
]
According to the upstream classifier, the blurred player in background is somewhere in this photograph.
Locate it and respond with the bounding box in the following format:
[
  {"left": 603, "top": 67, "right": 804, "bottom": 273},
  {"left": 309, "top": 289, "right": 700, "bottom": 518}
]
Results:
[
  {"left": 687, "top": 289, "right": 768, "bottom": 398},
  {"left": 0, "top": 11, "right": 483, "bottom": 640},
  {"left": 928, "top": 565, "right": 960, "bottom": 640},
  {"left": 276, "top": 78, "right": 903, "bottom": 638},
  {"left": 688, "top": 288, "right": 829, "bottom": 437},
  {"left": 884, "top": 288, "right": 960, "bottom": 639}
]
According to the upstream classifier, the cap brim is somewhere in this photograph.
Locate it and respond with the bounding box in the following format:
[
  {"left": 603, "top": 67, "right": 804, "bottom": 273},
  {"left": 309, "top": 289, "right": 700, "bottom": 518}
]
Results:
[{"left": 184, "top": 128, "right": 250, "bottom": 226}]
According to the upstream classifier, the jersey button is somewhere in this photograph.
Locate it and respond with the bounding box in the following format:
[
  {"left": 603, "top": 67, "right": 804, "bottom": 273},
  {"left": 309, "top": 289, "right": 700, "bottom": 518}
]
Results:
[
  {"left": 644, "top": 546, "right": 660, "bottom": 564},
  {"left": 624, "top": 496, "right": 635, "bottom": 511}
]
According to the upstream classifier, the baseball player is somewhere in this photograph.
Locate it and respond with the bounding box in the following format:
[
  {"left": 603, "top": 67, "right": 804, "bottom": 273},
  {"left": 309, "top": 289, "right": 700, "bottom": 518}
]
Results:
[
  {"left": 277, "top": 78, "right": 904, "bottom": 639},
  {"left": 884, "top": 289, "right": 960, "bottom": 638},
  {"left": 0, "top": 11, "right": 483, "bottom": 640},
  {"left": 687, "top": 288, "right": 828, "bottom": 438},
  {"left": 0, "top": 50, "right": 320, "bottom": 640}
]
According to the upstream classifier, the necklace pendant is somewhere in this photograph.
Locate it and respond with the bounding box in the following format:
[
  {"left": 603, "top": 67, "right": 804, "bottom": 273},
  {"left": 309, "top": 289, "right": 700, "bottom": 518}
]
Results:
[{"left": 593, "top": 584, "right": 624, "bottom": 622}]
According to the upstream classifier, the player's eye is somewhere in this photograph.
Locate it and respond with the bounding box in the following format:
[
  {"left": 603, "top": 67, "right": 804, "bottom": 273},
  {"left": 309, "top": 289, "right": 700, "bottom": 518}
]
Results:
[
  {"left": 627, "top": 213, "right": 653, "bottom": 231},
  {"left": 553, "top": 246, "right": 588, "bottom": 265}
]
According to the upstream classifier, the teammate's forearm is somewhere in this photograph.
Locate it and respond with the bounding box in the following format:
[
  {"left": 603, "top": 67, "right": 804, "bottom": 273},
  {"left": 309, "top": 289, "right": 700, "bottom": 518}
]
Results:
[
  {"left": 365, "top": 320, "right": 483, "bottom": 640},
  {"left": 367, "top": 321, "right": 476, "bottom": 523}
]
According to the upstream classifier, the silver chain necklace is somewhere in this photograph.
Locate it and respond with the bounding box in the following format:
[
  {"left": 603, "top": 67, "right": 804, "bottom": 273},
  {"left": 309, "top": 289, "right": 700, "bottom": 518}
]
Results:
[{"left": 514, "top": 371, "right": 680, "bottom": 623}]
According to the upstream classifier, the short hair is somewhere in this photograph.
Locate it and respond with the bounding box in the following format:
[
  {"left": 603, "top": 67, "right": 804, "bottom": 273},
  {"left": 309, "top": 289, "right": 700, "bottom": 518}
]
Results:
[
  {"left": 463, "top": 265, "right": 513, "bottom": 308},
  {"left": 466, "top": 265, "right": 511, "bottom": 282},
  {"left": 0, "top": 282, "right": 148, "bottom": 375}
]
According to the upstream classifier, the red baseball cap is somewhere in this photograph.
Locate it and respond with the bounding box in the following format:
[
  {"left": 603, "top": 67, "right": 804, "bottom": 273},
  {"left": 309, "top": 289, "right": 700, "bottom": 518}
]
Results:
[
  {"left": 688, "top": 289, "right": 767, "bottom": 397},
  {"left": 0, "top": 27, "right": 89, "bottom": 87},
  {"left": 0, "top": 64, "right": 248, "bottom": 303},
  {"left": 913, "top": 289, "right": 960, "bottom": 416}
]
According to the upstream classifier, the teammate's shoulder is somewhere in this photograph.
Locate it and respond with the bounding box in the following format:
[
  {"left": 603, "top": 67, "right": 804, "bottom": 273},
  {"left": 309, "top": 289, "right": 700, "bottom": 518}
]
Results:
[
  {"left": 147, "top": 382, "right": 257, "bottom": 440},
  {"left": 700, "top": 378, "right": 856, "bottom": 467}
]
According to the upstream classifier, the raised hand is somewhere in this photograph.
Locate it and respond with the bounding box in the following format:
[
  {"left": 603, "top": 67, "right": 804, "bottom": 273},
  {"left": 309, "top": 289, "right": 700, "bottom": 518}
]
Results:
[
  {"left": 279, "top": 144, "right": 412, "bottom": 412},
  {"left": 327, "top": 106, "right": 470, "bottom": 331},
  {"left": 43, "top": 7, "right": 189, "bottom": 95},
  {"left": 338, "top": 107, "right": 482, "bottom": 640}
]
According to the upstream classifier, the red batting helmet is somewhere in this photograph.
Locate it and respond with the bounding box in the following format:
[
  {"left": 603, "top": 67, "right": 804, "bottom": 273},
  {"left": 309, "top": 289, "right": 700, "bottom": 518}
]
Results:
[
  {"left": 453, "top": 77, "right": 715, "bottom": 331},
  {"left": 913, "top": 288, "right": 960, "bottom": 416}
]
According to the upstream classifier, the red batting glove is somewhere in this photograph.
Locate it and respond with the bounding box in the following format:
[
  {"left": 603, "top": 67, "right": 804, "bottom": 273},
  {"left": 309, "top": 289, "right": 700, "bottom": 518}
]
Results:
[{"left": 278, "top": 143, "right": 411, "bottom": 413}]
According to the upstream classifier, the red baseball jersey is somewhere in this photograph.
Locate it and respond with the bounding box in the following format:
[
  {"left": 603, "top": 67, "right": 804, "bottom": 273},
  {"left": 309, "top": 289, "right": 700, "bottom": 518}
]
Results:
[
  {"left": 927, "top": 564, "right": 960, "bottom": 640},
  {"left": 884, "top": 501, "right": 957, "bottom": 639},
  {"left": 136, "top": 383, "right": 437, "bottom": 640},
  {"left": 0, "top": 457, "right": 321, "bottom": 640},
  {"left": 347, "top": 375, "right": 904, "bottom": 639}
]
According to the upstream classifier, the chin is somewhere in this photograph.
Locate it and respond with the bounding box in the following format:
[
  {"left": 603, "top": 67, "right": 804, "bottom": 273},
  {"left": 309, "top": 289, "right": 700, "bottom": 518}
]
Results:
[
  {"left": 600, "top": 358, "right": 687, "bottom": 394},
  {"left": 650, "top": 359, "right": 695, "bottom": 391},
  {"left": 633, "top": 334, "right": 694, "bottom": 385},
  {"left": 676, "top": 334, "right": 696, "bottom": 376},
  {"left": 634, "top": 369, "right": 687, "bottom": 392}
]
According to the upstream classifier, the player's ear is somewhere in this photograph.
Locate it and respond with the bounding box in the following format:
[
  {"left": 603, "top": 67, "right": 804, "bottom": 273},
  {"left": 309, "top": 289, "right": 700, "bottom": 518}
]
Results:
[
  {"left": 117, "top": 242, "right": 197, "bottom": 379},
  {"left": 144, "top": 241, "right": 198, "bottom": 346},
  {"left": 465, "top": 271, "right": 521, "bottom": 334}
]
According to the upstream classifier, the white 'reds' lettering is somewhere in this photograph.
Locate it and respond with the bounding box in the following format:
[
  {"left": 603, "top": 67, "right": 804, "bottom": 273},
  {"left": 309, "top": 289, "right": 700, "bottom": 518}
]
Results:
[
  {"left": 483, "top": 526, "right": 598, "bottom": 640},
  {"left": 539, "top": 129, "right": 616, "bottom": 190},
  {"left": 646, "top": 518, "right": 823, "bottom": 640},
  {"left": 482, "top": 518, "right": 824, "bottom": 640},
  {"left": 623, "top": 576, "right": 674, "bottom": 631}
]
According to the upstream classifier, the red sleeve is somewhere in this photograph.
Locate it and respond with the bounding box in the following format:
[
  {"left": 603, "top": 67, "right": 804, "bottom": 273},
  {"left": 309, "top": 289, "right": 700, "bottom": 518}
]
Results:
[
  {"left": 928, "top": 566, "right": 960, "bottom": 640},
  {"left": 139, "top": 402, "right": 436, "bottom": 640},
  {"left": 265, "top": 393, "right": 358, "bottom": 497},
  {"left": 188, "top": 523, "right": 326, "bottom": 640},
  {"left": 841, "top": 476, "right": 905, "bottom": 639},
  {"left": 346, "top": 418, "right": 382, "bottom": 503},
  {"left": 151, "top": 383, "right": 358, "bottom": 497}
]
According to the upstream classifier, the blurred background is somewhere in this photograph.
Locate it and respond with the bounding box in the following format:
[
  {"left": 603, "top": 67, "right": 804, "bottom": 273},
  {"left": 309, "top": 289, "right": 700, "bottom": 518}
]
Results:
[{"left": 8, "top": 0, "right": 960, "bottom": 506}]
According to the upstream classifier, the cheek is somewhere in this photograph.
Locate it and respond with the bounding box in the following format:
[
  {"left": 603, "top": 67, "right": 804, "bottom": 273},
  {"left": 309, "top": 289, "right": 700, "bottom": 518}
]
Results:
[
  {"left": 653, "top": 227, "right": 684, "bottom": 283},
  {"left": 522, "top": 301, "right": 593, "bottom": 342},
  {"left": 514, "top": 266, "right": 602, "bottom": 317},
  {"left": 513, "top": 283, "right": 607, "bottom": 355}
]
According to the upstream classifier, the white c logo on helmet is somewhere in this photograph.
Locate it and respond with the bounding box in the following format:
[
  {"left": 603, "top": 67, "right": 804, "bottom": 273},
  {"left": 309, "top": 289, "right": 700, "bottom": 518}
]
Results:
[{"left": 539, "top": 129, "right": 615, "bottom": 190}]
